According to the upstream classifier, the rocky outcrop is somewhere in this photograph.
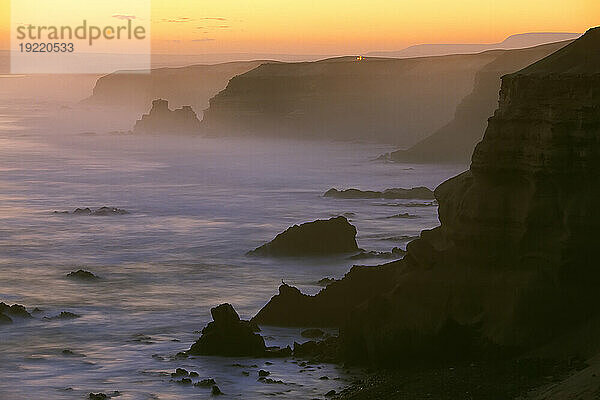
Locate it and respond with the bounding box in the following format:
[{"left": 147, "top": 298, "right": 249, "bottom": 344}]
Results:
[
  {"left": 389, "top": 40, "right": 573, "bottom": 164},
  {"left": 0, "top": 302, "right": 32, "bottom": 324},
  {"left": 254, "top": 27, "right": 600, "bottom": 366},
  {"left": 66, "top": 270, "right": 99, "bottom": 280},
  {"left": 253, "top": 261, "right": 403, "bottom": 327},
  {"left": 201, "top": 52, "right": 501, "bottom": 146},
  {"left": 133, "top": 99, "right": 201, "bottom": 134},
  {"left": 189, "top": 304, "right": 267, "bottom": 357},
  {"left": 324, "top": 187, "right": 434, "bottom": 200},
  {"left": 54, "top": 206, "right": 129, "bottom": 216},
  {"left": 248, "top": 216, "right": 359, "bottom": 257}
]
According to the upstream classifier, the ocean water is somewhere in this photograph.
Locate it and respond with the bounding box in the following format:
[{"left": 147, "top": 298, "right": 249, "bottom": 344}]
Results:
[{"left": 0, "top": 104, "right": 465, "bottom": 399}]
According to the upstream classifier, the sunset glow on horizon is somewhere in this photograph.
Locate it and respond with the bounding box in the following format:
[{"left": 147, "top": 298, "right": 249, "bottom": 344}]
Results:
[{"left": 1, "top": 0, "right": 598, "bottom": 55}]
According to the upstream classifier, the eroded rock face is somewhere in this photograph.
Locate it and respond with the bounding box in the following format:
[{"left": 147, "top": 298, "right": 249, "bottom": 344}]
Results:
[
  {"left": 248, "top": 216, "right": 359, "bottom": 257},
  {"left": 188, "top": 303, "right": 267, "bottom": 357},
  {"left": 133, "top": 99, "right": 201, "bottom": 134},
  {"left": 254, "top": 28, "right": 600, "bottom": 366}
]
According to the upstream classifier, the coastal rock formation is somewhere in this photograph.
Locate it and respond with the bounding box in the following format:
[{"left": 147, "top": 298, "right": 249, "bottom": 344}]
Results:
[
  {"left": 133, "top": 99, "right": 201, "bottom": 134},
  {"left": 0, "top": 301, "right": 32, "bottom": 324},
  {"left": 248, "top": 216, "right": 359, "bottom": 257},
  {"left": 44, "top": 311, "right": 81, "bottom": 320},
  {"left": 66, "top": 270, "right": 99, "bottom": 281},
  {"left": 388, "top": 40, "right": 572, "bottom": 164},
  {"left": 84, "top": 61, "right": 265, "bottom": 118},
  {"left": 54, "top": 207, "right": 129, "bottom": 216},
  {"left": 254, "top": 28, "right": 600, "bottom": 365},
  {"left": 253, "top": 261, "right": 402, "bottom": 327},
  {"left": 0, "top": 302, "right": 32, "bottom": 321},
  {"left": 201, "top": 52, "right": 501, "bottom": 146},
  {"left": 188, "top": 304, "right": 267, "bottom": 357},
  {"left": 324, "top": 187, "right": 434, "bottom": 200}
]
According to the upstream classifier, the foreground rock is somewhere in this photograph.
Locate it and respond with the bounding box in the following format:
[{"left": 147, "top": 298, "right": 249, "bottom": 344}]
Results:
[
  {"left": 133, "top": 99, "right": 201, "bottom": 134},
  {"left": 248, "top": 216, "right": 359, "bottom": 257},
  {"left": 252, "top": 262, "right": 401, "bottom": 327},
  {"left": 188, "top": 304, "right": 267, "bottom": 357},
  {"left": 324, "top": 187, "right": 434, "bottom": 200},
  {"left": 54, "top": 207, "right": 129, "bottom": 216},
  {"left": 254, "top": 28, "right": 600, "bottom": 367}
]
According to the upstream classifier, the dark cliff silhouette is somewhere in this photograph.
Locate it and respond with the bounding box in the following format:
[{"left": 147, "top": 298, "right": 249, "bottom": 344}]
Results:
[{"left": 254, "top": 28, "right": 600, "bottom": 372}]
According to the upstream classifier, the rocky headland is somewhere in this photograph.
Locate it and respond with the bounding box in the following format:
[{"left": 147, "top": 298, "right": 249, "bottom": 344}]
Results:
[
  {"left": 84, "top": 61, "right": 266, "bottom": 117},
  {"left": 133, "top": 99, "right": 201, "bottom": 134},
  {"left": 200, "top": 53, "right": 501, "bottom": 146},
  {"left": 249, "top": 26, "right": 600, "bottom": 389},
  {"left": 0, "top": 302, "right": 32, "bottom": 324}
]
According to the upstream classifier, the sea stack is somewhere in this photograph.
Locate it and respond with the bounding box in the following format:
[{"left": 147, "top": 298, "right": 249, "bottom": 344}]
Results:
[
  {"left": 254, "top": 27, "right": 600, "bottom": 365},
  {"left": 133, "top": 99, "right": 201, "bottom": 134},
  {"left": 248, "top": 216, "right": 359, "bottom": 257}
]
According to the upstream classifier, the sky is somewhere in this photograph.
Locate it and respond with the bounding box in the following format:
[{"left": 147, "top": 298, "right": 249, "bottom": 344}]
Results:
[{"left": 0, "top": 0, "right": 598, "bottom": 55}]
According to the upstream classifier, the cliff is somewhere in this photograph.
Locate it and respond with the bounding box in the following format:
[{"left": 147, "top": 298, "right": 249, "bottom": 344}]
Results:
[
  {"left": 254, "top": 27, "right": 600, "bottom": 366},
  {"left": 201, "top": 53, "right": 501, "bottom": 146},
  {"left": 84, "top": 61, "right": 266, "bottom": 117},
  {"left": 390, "top": 40, "right": 573, "bottom": 164},
  {"left": 133, "top": 99, "right": 201, "bottom": 134}
]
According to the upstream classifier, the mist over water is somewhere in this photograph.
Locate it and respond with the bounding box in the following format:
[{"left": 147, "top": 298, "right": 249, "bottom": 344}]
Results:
[{"left": 0, "top": 104, "right": 464, "bottom": 399}]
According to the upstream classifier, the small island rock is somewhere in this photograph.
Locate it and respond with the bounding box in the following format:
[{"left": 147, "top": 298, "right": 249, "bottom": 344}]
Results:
[{"left": 248, "top": 216, "right": 359, "bottom": 257}]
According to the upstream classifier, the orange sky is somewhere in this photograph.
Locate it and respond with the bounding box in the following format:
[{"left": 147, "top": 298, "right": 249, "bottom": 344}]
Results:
[{"left": 1, "top": 0, "right": 598, "bottom": 55}]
